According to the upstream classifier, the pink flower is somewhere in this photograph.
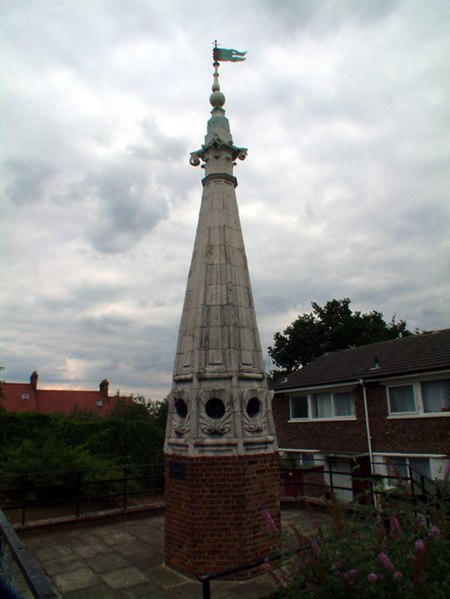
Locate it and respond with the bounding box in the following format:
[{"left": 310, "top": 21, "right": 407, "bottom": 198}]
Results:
[
  {"left": 415, "top": 539, "right": 425, "bottom": 552},
  {"left": 368, "top": 573, "right": 379, "bottom": 582},
  {"left": 378, "top": 552, "right": 395, "bottom": 571},
  {"left": 393, "top": 571, "right": 403, "bottom": 580},
  {"left": 444, "top": 461, "right": 450, "bottom": 481},
  {"left": 343, "top": 569, "right": 359, "bottom": 580},
  {"left": 261, "top": 507, "right": 279, "bottom": 533},
  {"left": 428, "top": 526, "right": 441, "bottom": 538},
  {"left": 281, "top": 571, "right": 293, "bottom": 583},
  {"left": 389, "top": 515, "right": 402, "bottom": 539},
  {"left": 310, "top": 541, "right": 320, "bottom": 555},
  {"left": 262, "top": 558, "right": 272, "bottom": 574}
]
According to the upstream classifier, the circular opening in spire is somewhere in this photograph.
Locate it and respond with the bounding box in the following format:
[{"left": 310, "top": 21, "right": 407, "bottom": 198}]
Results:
[
  {"left": 174, "top": 398, "right": 188, "bottom": 419},
  {"left": 246, "top": 397, "right": 261, "bottom": 418},
  {"left": 205, "top": 397, "right": 225, "bottom": 419}
]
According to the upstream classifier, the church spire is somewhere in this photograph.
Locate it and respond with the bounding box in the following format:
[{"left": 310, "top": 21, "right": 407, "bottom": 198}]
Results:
[
  {"left": 165, "top": 45, "right": 277, "bottom": 457},
  {"left": 164, "top": 45, "right": 280, "bottom": 578}
]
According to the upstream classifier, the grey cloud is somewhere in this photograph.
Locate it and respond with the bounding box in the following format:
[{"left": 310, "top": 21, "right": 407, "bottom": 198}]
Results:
[
  {"left": 5, "top": 159, "right": 57, "bottom": 205},
  {"left": 80, "top": 160, "right": 169, "bottom": 254},
  {"left": 77, "top": 314, "right": 134, "bottom": 334},
  {"left": 126, "top": 118, "right": 188, "bottom": 161}
]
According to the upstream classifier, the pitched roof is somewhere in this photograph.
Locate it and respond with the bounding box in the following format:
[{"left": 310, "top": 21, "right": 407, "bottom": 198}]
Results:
[
  {"left": 0, "top": 381, "right": 133, "bottom": 416},
  {"left": 273, "top": 328, "right": 450, "bottom": 391}
]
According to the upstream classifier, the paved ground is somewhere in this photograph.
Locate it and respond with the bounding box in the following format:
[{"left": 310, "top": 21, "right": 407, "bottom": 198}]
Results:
[{"left": 13, "top": 507, "right": 329, "bottom": 599}]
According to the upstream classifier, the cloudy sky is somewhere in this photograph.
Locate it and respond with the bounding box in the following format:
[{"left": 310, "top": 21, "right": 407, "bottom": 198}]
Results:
[{"left": 1, "top": 0, "right": 449, "bottom": 400}]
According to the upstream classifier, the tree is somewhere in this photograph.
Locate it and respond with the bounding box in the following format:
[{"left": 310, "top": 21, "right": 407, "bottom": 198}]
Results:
[{"left": 268, "top": 298, "right": 412, "bottom": 372}]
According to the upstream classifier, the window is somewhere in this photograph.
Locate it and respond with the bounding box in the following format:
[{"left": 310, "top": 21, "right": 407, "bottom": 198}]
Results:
[
  {"left": 311, "top": 393, "right": 332, "bottom": 418},
  {"left": 96, "top": 400, "right": 103, "bottom": 407},
  {"left": 289, "top": 390, "right": 355, "bottom": 420},
  {"left": 285, "top": 452, "right": 315, "bottom": 468},
  {"left": 387, "top": 378, "right": 450, "bottom": 416},
  {"left": 21, "top": 393, "right": 29, "bottom": 400},
  {"left": 290, "top": 396, "right": 308, "bottom": 419},
  {"left": 386, "top": 456, "right": 431, "bottom": 488},
  {"left": 388, "top": 385, "right": 416, "bottom": 413},
  {"left": 421, "top": 379, "right": 450, "bottom": 413},
  {"left": 334, "top": 391, "right": 355, "bottom": 417}
]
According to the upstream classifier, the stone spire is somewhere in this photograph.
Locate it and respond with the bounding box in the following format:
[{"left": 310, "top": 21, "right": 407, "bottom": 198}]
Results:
[{"left": 165, "top": 57, "right": 277, "bottom": 457}]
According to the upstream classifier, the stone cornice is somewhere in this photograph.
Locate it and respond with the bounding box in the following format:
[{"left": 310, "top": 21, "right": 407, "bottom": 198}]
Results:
[
  {"left": 202, "top": 173, "right": 238, "bottom": 188},
  {"left": 190, "top": 135, "right": 247, "bottom": 167}
]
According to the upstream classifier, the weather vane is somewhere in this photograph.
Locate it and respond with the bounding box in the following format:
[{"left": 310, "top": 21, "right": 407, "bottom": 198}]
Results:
[{"left": 212, "top": 40, "right": 247, "bottom": 63}]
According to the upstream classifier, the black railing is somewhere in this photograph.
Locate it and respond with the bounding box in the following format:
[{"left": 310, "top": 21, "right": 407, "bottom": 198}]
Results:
[
  {"left": 0, "top": 463, "right": 164, "bottom": 527},
  {"left": 0, "top": 508, "right": 58, "bottom": 598},
  {"left": 199, "top": 542, "right": 310, "bottom": 599},
  {"left": 279, "top": 456, "right": 442, "bottom": 506}
]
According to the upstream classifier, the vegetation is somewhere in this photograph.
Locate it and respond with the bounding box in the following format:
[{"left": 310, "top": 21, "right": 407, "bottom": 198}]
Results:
[
  {"left": 0, "top": 399, "right": 168, "bottom": 499},
  {"left": 268, "top": 298, "right": 412, "bottom": 373},
  {"left": 265, "top": 473, "right": 450, "bottom": 598}
]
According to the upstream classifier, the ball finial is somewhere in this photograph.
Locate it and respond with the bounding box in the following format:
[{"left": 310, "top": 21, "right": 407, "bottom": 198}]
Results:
[{"left": 210, "top": 91, "right": 225, "bottom": 108}]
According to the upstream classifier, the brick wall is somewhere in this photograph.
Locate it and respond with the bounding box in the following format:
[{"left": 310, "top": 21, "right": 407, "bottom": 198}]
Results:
[
  {"left": 164, "top": 452, "right": 280, "bottom": 578},
  {"left": 366, "top": 382, "right": 450, "bottom": 454},
  {"left": 272, "top": 385, "right": 449, "bottom": 456},
  {"left": 272, "top": 390, "right": 368, "bottom": 453}
]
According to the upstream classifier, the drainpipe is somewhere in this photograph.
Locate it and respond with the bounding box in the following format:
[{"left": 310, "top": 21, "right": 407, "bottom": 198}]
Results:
[{"left": 359, "top": 378, "right": 377, "bottom": 507}]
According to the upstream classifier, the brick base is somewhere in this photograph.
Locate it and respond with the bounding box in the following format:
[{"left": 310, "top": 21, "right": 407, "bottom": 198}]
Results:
[{"left": 164, "top": 452, "right": 280, "bottom": 578}]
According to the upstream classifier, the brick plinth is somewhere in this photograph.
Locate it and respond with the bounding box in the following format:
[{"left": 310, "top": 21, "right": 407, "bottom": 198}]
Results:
[{"left": 164, "top": 452, "right": 280, "bottom": 578}]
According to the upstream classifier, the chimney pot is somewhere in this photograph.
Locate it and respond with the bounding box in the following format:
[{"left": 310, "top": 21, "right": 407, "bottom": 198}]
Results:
[
  {"left": 30, "top": 371, "right": 38, "bottom": 391},
  {"left": 99, "top": 379, "right": 109, "bottom": 397}
]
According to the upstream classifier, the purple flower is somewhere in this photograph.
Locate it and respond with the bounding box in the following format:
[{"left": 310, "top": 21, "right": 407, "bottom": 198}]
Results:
[
  {"left": 378, "top": 552, "right": 395, "bottom": 571},
  {"left": 415, "top": 539, "right": 425, "bottom": 552},
  {"left": 393, "top": 571, "right": 403, "bottom": 580},
  {"left": 368, "top": 573, "right": 379, "bottom": 582},
  {"left": 261, "top": 507, "right": 279, "bottom": 533},
  {"left": 428, "top": 526, "right": 441, "bottom": 538},
  {"left": 389, "top": 515, "right": 402, "bottom": 539},
  {"left": 343, "top": 569, "right": 359, "bottom": 580}
]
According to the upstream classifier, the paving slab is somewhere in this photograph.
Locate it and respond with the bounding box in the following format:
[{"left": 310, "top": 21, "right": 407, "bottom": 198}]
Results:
[
  {"left": 52, "top": 566, "right": 100, "bottom": 593},
  {"left": 100, "top": 566, "right": 148, "bottom": 589},
  {"left": 16, "top": 508, "right": 330, "bottom": 598}
]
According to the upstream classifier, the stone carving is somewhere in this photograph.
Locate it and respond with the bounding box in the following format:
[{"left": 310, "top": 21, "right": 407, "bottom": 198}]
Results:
[
  {"left": 174, "top": 413, "right": 190, "bottom": 436},
  {"left": 243, "top": 413, "right": 265, "bottom": 433},
  {"left": 200, "top": 411, "right": 232, "bottom": 435}
]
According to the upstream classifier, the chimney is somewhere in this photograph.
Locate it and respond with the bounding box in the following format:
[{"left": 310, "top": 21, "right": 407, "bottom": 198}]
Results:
[
  {"left": 30, "top": 371, "right": 38, "bottom": 391},
  {"left": 99, "top": 379, "right": 109, "bottom": 398}
]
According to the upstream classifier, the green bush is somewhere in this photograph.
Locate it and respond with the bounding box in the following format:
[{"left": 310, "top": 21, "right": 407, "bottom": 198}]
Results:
[{"left": 0, "top": 409, "right": 165, "bottom": 503}]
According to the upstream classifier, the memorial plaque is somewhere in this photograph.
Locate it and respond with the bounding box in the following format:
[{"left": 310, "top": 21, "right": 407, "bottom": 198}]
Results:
[{"left": 169, "top": 461, "right": 185, "bottom": 480}]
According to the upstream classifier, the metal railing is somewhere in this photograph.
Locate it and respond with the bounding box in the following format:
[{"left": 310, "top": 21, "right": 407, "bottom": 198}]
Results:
[
  {"left": 0, "top": 463, "right": 164, "bottom": 527},
  {"left": 0, "top": 508, "right": 58, "bottom": 598},
  {"left": 198, "top": 542, "right": 310, "bottom": 599},
  {"left": 279, "top": 456, "right": 443, "bottom": 506}
]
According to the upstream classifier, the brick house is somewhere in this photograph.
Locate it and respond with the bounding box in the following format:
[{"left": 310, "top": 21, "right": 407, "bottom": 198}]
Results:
[
  {"left": 0, "top": 371, "right": 133, "bottom": 417},
  {"left": 272, "top": 329, "right": 450, "bottom": 500}
]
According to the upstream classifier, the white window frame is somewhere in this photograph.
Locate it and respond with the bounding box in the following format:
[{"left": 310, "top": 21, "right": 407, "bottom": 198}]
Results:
[
  {"left": 289, "top": 388, "right": 355, "bottom": 422},
  {"left": 387, "top": 383, "right": 417, "bottom": 415},
  {"left": 387, "top": 376, "right": 450, "bottom": 418}
]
